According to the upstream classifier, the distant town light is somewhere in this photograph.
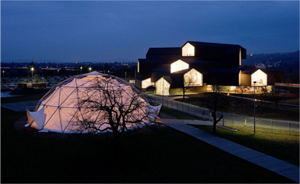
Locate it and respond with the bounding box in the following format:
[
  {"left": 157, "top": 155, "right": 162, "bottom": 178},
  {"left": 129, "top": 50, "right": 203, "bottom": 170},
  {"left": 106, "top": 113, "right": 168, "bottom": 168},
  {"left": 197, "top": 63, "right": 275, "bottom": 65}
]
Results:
[
  {"left": 31, "top": 67, "right": 34, "bottom": 71},
  {"left": 89, "top": 67, "right": 92, "bottom": 71}
]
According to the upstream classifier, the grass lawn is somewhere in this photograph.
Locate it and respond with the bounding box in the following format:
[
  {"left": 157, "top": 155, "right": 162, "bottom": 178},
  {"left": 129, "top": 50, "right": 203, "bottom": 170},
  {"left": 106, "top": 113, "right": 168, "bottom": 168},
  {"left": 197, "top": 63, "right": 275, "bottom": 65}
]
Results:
[
  {"left": 191, "top": 125, "right": 299, "bottom": 167},
  {"left": 159, "top": 106, "right": 299, "bottom": 167},
  {"left": 176, "top": 94, "right": 299, "bottom": 121},
  {"left": 160, "top": 106, "right": 206, "bottom": 120},
  {"left": 0, "top": 97, "right": 296, "bottom": 183}
]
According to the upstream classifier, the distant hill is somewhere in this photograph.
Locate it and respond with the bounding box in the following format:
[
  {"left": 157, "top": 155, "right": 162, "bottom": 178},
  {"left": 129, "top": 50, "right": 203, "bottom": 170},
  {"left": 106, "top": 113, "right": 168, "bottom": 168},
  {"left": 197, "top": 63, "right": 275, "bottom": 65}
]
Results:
[{"left": 242, "top": 51, "right": 299, "bottom": 73}]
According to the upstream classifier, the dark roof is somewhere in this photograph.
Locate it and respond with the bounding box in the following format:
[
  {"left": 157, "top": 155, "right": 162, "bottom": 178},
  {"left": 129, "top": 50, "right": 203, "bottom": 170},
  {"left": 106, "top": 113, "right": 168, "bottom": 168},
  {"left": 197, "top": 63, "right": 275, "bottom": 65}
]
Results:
[
  {"left": 152, "top": 65, "right": 170, "bottom": 72},
  {"left": 161, "top": 75, "right": 173, "bottom": 84},
  {"left": 179, "top": 58, "right": 219, "bottom": 65},
  {"left": 211, "top": 67, "right": 241, "bottom": 74},
  {"left": 146, "top": 47, "right": 181, "bottom": 55},
  {"left": 183, "top": 41, "right": 246, "bottom": 50}
]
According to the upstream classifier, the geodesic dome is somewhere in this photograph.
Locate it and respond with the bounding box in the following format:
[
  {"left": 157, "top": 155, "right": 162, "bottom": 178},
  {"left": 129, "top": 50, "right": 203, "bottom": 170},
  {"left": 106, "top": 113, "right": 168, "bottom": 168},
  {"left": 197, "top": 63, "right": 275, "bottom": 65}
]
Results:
[{"left": 26, "top": 71, "right": 161, "bottom": 133}]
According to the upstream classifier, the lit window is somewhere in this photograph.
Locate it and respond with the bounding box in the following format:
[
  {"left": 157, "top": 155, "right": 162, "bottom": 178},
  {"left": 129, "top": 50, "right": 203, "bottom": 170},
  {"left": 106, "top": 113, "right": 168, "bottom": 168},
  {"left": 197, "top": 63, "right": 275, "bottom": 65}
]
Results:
[
  {"left": 184, "top": 68, "right": 203, "bottom": 87},
  {"left": 182, "top": 43, "right": 195, "bottom": 56},
  {"left": 141, "top": 78, "right": 154, "bottom": 89},
  {"left": 207, "top": 85, "right": 212, "bottom": 92},
  {"left": 251, "top": 69, "right": 267, "bottom": 86},
  {"left": 155, "top": 77, "right": 170, "bottom": 96},
  {"left": 239, "top": 48, "right": 242, "bottom": 65},
  {"left": 170, "top": 59, "right": 189, "bottom": 73}
]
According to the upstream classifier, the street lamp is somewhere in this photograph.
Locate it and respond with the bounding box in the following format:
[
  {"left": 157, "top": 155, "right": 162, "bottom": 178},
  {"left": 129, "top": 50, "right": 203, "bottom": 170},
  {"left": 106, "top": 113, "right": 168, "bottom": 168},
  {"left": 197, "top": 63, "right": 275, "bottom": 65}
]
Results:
[
  {"left": 253, "top": 81, "right": 257, "bottom": 135},
  {"left": 80, "top": 66, "right": 82, "bottom": 74},
  {"left": 88, "top": 67, "right": 92, "bottom": 72},
  {"left": 31, "top": 67, "right": 34, "bottom": 87}
]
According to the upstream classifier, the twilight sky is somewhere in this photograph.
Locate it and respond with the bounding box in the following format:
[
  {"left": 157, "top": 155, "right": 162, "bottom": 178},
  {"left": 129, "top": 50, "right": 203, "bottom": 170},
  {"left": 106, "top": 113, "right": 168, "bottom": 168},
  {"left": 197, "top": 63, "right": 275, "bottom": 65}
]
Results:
[{"left": 1, "top": 1, "right": 299, "bottom": 63}]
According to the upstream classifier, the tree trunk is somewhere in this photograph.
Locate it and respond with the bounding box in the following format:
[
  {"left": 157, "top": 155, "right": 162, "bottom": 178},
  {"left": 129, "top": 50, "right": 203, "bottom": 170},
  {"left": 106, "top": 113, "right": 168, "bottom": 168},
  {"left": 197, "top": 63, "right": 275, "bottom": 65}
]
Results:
[
  {"left": 213, "top": 122, "right": 217, "bottom": 134},
  {"left": 212, "top": 113, "right": 217, "bottom": 134}
]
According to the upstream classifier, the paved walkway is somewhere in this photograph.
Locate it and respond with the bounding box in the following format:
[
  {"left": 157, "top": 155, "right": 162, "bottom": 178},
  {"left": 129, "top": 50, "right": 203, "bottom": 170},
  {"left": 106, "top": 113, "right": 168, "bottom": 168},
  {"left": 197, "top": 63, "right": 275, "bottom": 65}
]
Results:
[
  {"left": 0, "top": 100, "right": 39, "bottom": 112},
  {"left": 158, "top": 116, "right": 300, "bottom": 183}
]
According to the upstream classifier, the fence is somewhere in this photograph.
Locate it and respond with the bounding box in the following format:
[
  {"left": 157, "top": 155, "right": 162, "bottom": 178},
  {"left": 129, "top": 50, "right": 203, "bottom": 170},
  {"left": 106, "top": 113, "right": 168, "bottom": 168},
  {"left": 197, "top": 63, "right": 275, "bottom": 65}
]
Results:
[{"left": 146, "top": 94, "right": 299, "bottom": 136}]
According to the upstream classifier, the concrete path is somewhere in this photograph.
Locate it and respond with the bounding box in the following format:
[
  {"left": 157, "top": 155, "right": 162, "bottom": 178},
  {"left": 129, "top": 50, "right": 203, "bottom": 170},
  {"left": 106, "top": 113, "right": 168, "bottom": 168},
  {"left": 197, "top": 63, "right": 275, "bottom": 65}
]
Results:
[
  {"left": 159, "top": 118, "right": 300, "bottom": 183},
  {"left": 0, "top": 100, "right": 39, "bottom": 112}
]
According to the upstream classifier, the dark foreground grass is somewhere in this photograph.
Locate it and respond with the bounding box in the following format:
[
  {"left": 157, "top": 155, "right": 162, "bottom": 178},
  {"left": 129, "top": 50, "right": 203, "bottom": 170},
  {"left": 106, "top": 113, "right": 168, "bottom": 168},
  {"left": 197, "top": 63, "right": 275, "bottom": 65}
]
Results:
[
  {"left": 192, "top": 125, "right": 299, "bottom": 167},
  {"left": 1, "top": 109, "right": 295, "bottom": 183}
]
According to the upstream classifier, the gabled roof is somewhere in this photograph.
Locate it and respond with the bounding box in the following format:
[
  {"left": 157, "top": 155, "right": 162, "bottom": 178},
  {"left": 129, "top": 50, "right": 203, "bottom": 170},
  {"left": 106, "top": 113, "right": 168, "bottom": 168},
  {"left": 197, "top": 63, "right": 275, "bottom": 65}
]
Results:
[
  {"left": 183, "top": 41, "right": 246, "bottom": 50},
  {"left": 146, "top": 47, "right": 181, "bottom": 55}
]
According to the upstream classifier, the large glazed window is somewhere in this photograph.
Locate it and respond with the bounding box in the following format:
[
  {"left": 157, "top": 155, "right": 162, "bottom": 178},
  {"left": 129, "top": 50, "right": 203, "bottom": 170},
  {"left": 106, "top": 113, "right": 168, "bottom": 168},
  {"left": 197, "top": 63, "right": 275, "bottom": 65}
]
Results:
[
  {"left": 182, "top": 42, "right": 195, "bottom": 56},
  {"left": 141, "top": 78, "right": 153, "bottom": 89},
  {"left": 251, "top": 69, "right": 267, "bottom": 86},
  {"left": 155, "top": 77, "right": 170, "bottom": 96},
  {"left": 170, "top": 59, "right": 189, "bottom": 73},
  {"left": 184, "top": 68, "right": 203, "bottom": 87}
]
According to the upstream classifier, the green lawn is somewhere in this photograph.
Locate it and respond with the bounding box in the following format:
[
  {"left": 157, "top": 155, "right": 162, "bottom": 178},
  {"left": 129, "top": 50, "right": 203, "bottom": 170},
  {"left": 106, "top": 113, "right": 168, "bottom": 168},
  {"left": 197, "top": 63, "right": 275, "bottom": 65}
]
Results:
[
  {"left": 0, "top": 97, "right": 296, "bottom": 183},
  {"left": 191, "top": 125, "right": 299, "bottom": 167},
  {"left": 160, "top": 106, "right": 206, "bottom": 120},
  {"left": 176, "top": 94, "right": 299, "bottom": 121}
]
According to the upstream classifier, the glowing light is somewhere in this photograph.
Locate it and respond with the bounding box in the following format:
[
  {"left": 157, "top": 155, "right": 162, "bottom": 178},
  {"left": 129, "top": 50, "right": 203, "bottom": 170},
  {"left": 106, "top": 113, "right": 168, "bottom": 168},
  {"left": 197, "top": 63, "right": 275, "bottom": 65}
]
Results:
[
  {"left": 89, "top": 67, "right": 92, "bottom": 71},
  {"left": 31, "top": 67, "right": 34, "bottom": 71},
  {"left": 141, "top": 78, "right": 154, "bottom": 89},
  {"left": 207, "top": 85, "right": 212, "bottom": 91},
  {"left": 230, "top": 86, "right": 236, "bottom": 91},
  {"left": 182, "top": 42, "right": 195, "bottom": 56},
  {"left": 251, "top": 69, "right": 267, "bottom": 86},
  {"left": 155, "top": 77, "right": 170, "bottom": 96},
  {"left": 184, "top": 68, "right": 203, "bottom": 87},
  {"left": 170, "top": 59, "right": 189, "bottom": 73},
  {"left": 239, "top": 48, "right": 242, "bottom": 66}
]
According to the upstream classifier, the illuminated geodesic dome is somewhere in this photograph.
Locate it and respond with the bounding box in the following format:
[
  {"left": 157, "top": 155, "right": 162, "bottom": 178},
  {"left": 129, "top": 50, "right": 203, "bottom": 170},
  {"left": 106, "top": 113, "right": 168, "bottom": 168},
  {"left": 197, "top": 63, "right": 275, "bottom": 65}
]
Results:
[{"left": 26, "top": 72, "right": 161, "bottom": 133}]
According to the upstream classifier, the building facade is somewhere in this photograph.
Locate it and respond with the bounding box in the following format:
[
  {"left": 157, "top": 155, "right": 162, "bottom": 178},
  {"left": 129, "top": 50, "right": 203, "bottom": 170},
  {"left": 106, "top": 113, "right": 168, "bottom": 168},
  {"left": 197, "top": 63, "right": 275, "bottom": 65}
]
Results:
[{"left": 135, "top": 41, "right": 274, "bottom": 95}]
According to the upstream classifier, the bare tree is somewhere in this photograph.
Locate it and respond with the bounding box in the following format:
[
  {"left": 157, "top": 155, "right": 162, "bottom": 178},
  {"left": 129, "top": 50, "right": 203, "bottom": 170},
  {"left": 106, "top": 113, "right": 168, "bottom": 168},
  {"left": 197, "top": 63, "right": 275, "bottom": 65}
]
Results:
[
  {"left": 72, "top": 77, "right": 150, "bottom": 148},
  {"left": 204, "top": 85, "right": 230, "bottom": 134},
  {"left": 265, "top": 86, "right": 286, "bottom": 113},
  {"left": 181, "top": 72, "right": 199, "bottom": 100}
]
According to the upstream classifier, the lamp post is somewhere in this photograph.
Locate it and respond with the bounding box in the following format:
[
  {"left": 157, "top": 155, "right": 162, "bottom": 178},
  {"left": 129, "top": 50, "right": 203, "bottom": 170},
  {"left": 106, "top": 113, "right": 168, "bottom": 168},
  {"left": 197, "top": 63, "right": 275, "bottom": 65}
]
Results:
[
  {"left": 31, "top": 67, "right": 34, "bottom": 87},
  {"left": 253, "top": 81, "right": 256, "bottom": 135}
]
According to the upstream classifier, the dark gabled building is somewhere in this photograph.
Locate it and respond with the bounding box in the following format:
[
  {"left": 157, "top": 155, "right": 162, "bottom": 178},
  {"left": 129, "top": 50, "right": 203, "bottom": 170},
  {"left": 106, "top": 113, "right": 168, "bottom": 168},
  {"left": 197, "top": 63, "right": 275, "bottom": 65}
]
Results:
[{"left": 136, "top": 41, "right": 272, "bottom": 95}]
